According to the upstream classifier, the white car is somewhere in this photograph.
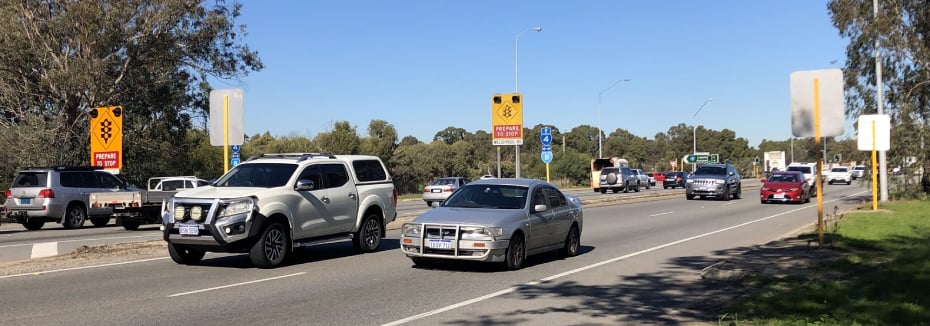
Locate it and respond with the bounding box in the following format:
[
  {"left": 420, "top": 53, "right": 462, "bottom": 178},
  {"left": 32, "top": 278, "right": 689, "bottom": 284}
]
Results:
[
  {"left": 850, "top": 165, "right": 866, "bottom": 179},
  {"left": 826, "top": 167, "right": 853, "bottom": 185}
]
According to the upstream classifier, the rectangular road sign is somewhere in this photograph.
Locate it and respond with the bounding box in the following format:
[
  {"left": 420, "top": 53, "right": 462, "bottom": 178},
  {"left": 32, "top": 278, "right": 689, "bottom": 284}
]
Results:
[
  {"left": 491, "top": 93, "right": 524, "bottom": 146},
  {"left": 210, "top": 89, "right": 244, "bottom": 146},
  {"left": 90, "top": 106, "right": 123, "bottom": 173},
  {"left": 790, "top": 69, "right": 845, "bottom": 137},
  {"left": 857, "top": 114, "right": 891, "bottom": 151}
]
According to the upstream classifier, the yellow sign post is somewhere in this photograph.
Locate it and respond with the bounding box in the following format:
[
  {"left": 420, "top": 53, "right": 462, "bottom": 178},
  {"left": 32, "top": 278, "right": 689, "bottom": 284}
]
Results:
[{"left": 89, "top": 106, "right": 123, "bottom": 174}]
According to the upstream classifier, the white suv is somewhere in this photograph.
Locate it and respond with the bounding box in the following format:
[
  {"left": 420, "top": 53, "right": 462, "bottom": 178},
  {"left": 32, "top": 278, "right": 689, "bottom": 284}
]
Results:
[{"left": 786, "top": 163, "right": 819, "bottom": 196}]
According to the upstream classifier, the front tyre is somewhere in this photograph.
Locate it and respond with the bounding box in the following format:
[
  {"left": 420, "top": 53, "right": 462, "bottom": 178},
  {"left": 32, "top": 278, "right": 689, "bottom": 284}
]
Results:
[
  {"left": 168, "top": 243, "right": 205, "bottom": 265},
  {"left": 23, "top": 218, "right": 45, "bottom": 230},
  {"left": 354, "top": 214, "right": 383, "bottom": 253},
  {"left": 90, "top": 216, "right": 110, "bottom": 227},
  {"left": 122, "top": 220, "right": 141, "bottom": 231},
  {"left": 559, "top": 225, "right": 580, "bottom": 257},
  {"left": 505, "top": 233, "right": 526, "bottom": 270},
  {"left": 250, "top": 222, "right": 290, "bottom": 268}
]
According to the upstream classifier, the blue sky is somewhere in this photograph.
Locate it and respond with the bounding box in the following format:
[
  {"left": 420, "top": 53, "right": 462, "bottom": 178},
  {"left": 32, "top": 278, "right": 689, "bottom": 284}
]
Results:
[{"left": 223, "top": 0, "right": 850, "bottom": 148}]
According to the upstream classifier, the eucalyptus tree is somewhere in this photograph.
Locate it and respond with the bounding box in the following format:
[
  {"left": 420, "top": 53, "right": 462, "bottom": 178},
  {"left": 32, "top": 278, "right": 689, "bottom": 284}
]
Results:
[{"left": 0, "top": 0, "right": 262, "bottom": 182}]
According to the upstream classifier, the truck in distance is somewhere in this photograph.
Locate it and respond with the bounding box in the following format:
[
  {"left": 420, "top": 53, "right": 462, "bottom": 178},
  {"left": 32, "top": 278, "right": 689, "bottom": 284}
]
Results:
[{"left": 89, "top": 176, "right": 210, "bottom": 230}]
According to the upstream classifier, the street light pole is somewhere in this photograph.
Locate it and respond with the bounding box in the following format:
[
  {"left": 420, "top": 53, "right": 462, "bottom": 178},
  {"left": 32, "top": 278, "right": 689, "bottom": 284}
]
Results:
[
  {"left": 597, "top": 79, "right": 631, "bottom": 158},
  {"left": 513, "top": 26, "right": 541, "bottom": 179},
  {"left": 692, "top": 98, "right": 713, "bottom": 172}
]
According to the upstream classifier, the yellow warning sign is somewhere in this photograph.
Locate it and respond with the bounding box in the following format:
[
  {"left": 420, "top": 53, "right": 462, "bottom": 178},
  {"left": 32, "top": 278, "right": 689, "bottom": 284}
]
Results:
[
  {"left": 491, "top": 93, "right": 523, "bottom": 145},
  {"left": 89, "top": 106, "right": 123, "bottom": 171}
]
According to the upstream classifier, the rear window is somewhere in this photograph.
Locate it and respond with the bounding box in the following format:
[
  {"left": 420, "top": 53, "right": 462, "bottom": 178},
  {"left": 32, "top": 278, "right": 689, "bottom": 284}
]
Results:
[
  {"left": 831, "top": 167, "right": 848, "bottom": 172},
  {"left": 787, "top": 166, "right": 812, "bottom": 174},
  {"left": 12, "top": 172, "right": 47, "bottom": 187},
  {"left": 352, "top": 159, "right": 388, "bottom": 182}
]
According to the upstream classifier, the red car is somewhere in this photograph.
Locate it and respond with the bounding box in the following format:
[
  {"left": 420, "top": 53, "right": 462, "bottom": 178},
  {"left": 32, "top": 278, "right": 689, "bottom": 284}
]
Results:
[
  {"left": 760, "top": 171, "right": 811, "bottom": 204},
  {"left": 646, "top": 172, "right": 665, "bottom": 186}
]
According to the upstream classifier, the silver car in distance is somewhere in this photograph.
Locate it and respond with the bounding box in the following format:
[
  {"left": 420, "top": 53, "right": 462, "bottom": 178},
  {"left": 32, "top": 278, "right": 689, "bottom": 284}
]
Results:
[{"left": 401, "top": 178, "right": 583, "bottom": 270}]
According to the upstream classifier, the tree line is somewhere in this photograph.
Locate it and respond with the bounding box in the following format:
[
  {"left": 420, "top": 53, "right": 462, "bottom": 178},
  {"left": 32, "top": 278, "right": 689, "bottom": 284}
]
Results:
[{"left": 1, "top": 0, "right": 927, "bottom": 199}]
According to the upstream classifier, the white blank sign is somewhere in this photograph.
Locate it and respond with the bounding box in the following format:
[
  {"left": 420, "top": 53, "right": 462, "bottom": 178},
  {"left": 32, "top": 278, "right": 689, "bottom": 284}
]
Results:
[
  {"left": 857, "top": 114, "right": 890, "bottom": 151},
  {"left": 790, "top": 69, "right": 845, "bottom": 137}
]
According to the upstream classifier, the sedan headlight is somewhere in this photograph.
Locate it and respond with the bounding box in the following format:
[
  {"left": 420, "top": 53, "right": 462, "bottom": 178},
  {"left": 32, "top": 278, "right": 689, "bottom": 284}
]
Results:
[
  {"left": 460, "top": 226, "right": 503, "bottom": 240},
  {"left": 402, "top": 223, "right": 422, "bottom": 237},
  {"left": 714, "top": 179, "right": 725, "bottom": 184},
  {"left": 217, "top": 198, "right": 254, "bottom": 218}
]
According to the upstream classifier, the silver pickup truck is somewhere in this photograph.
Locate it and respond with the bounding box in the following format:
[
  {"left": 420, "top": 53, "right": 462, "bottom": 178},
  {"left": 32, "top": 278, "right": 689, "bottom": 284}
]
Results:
[{"left": 89, "top": 176, "right": 210, "bottom": 230}]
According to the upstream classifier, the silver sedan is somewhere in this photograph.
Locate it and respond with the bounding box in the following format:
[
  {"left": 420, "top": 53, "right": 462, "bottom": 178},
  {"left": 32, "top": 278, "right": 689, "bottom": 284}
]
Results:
[{"left": 401, "top": 178, "right": 583, "bottom": 270}]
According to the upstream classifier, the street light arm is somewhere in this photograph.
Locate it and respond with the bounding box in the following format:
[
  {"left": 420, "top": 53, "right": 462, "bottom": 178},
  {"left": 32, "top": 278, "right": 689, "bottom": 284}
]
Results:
[{"left": 693, "top": 98, "right": 713, "bottom": 120}]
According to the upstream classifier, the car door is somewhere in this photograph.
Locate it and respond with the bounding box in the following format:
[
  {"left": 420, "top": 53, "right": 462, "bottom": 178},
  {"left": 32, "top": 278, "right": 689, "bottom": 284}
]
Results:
[
  {"left": 542, "top": 186, "right": 574, "bottom": 246},
  {"left": 293, "top": 164, "right": 334, "bottom": 238},
  {"left": 321, "top": 163, "right": 359, "bottom": 233},
  {"left": 528, "top": 187, "right": 558, "bottom": 250}
]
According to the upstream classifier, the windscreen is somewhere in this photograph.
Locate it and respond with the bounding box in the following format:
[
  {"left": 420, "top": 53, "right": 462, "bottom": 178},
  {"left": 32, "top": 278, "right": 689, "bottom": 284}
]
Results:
[
  {"left": 443, "top": 184, "right": 527, "bottom": 209},
  {"left": 213, "top": 163, "right": 297, "bottom": 188}
]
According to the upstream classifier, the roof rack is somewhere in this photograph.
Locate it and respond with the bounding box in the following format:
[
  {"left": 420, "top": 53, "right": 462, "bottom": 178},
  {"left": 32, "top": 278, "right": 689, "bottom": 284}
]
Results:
[
  {"left": 22, "top": 166, "right": 104, "bottom": 171},
  {"left": 245, "top": 153, "right": 337, "bottom": 162}
]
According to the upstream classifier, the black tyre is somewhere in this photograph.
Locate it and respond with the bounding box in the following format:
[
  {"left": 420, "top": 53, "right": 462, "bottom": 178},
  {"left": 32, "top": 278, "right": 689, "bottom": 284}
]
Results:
[
  {"left": 559, "top": 225, "right": 580, "bottom": 257},
  {"left": 354, "top": 214, "right": 383, "bottom": 253},
  {"left": 664, "top": 186, "right": 669, "bottom": 189},
  {"left": 505, "top": 233, "right": 526, "bottom": 270},
  {"left": 168, "top": 243, "right": 205, "bottom": 265},
  {"left": 63, "top": 204, "right": 87, "bottom": 229},
  {"left": 122, "top": 220, "right": 141, "bottom": 231},
  {"left": 90, "top": 216, "right": 110, "bottom": 227},
  {"left": 611, "top": 188, "right": 619, "bottom": 193},
  {"left": 686, "top": 194, "right": 695, "bottom": 200},
  {"left": 250, "top": 222, "right": 290, "bottom": 268},
  {"left": 425, "top": 201, "right": 432, "bottom": 208},
  {"left": 600, "top": 188, "right": 607, "bottom": 194},
  {"left": 733, "top": 185, "right": 742, "bottom": 199},
  {"left": 23, "top": 218, "right": 45, "bottom": 230},
  {"left": 633, "top": 183, "right": 640, "bottom": 192},
  {"left": 722, "top": 186, "right": 731, "bottom": 201}
]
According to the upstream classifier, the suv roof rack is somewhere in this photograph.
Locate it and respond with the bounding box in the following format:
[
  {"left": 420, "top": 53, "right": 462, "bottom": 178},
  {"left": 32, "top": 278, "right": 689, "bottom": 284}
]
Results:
[
  {"left": 22, "top": 166, "right": 104, "bottom": 171},
  {"left": 245, "top": 153, "right": 337, "bottom": 162}
]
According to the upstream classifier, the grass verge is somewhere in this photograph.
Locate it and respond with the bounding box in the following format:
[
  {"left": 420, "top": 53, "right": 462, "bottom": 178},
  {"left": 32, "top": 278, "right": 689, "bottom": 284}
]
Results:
[{"left": 720, "top": 200, "right": 930, "bottom": 325}]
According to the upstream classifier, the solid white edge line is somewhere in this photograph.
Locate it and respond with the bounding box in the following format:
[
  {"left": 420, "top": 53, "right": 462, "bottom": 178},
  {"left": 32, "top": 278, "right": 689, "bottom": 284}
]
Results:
[
  {"left": 0, "top": 257, "right": 170, "bottom": 279},
  {"left": 382, "top": 191, "right": 868, "bottom": 326},
  {"left": 168, "top": 272, "right": 306, "bottom": 297},
  {"left": 648, "top": 212, "right": 673, "bottom": 217}
]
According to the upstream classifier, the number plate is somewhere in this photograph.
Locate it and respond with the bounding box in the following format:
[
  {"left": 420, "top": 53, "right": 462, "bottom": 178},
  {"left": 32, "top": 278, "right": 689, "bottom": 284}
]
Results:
[
  {"left": 179, "top": 224, "right": 199, "bottom": 236},
  {"left": 427, "top": 239, "right": 452, "bottom": 249},
  {"left": 431, "top": 189, "right": 441, "bottom": 193},
  {"left": 773, "top": 194, "right": 785, "bottom": 199},
  {"left": 21, "top": 198, "right": 31, "bottom": 204}
]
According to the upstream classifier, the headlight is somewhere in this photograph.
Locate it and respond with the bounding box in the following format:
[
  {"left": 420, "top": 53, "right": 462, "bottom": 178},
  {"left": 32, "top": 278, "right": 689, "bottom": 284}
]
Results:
[
  {"left": 460, "top": 226, "right": 503, "bottom": 240},
  {"left": 714, "top": 179, "right": 725, "bottom": 184},
  {"left": 402, "top": 223, "right": 422, "bottom": 237},
  {"left": 686, "top": 179, "right": 694, "bottom": 183},
  {"left": 217, "top": 198, "right": 254, "bottom": 218}
]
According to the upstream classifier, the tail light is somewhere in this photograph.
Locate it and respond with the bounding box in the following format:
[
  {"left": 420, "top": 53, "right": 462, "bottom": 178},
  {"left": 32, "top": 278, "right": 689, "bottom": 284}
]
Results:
[
  {"left": 443, "top": 186, "right": 453, "bottom": 192},
  {"left": 423, "top": 187, "right": 429, "bottom": 193},
  {"left": 4, "top": 189, "right": 10, "bottom": 197},
  {"left": 37, "top": 189, "right": 55, "bottom": 198}
]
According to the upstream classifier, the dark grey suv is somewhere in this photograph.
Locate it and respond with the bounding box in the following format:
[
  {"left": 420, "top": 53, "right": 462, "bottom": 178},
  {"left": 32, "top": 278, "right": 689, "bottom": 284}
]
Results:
[
  {"left": 4, "top": 166, "right": 124, "bottom": 230},
  {"left": 685, "top": 163, "right": 742, "bottom": 200}
]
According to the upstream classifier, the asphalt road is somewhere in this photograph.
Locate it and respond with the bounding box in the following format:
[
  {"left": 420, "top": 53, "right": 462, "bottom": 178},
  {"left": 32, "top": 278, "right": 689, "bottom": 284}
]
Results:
[
  {"left": 0, "top": 181, "right": 869, "bottom": 325},
  {"left": 0, "top": 180, "right": 748, "bottom": 264}
]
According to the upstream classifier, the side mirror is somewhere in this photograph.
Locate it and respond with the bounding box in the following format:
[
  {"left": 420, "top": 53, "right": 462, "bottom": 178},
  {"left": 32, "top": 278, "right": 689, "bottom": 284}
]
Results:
[
  {"left": 533, "top": 204, "right": 548, "bottom": 213},
  {"left": 295, "top": 179, "right": 315, "bottom": 191}
]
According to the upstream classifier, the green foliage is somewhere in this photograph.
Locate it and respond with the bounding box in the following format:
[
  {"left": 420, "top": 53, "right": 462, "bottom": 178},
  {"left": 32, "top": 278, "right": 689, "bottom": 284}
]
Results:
[{"left": 724, "top": 201, "right": 930, "bottom": 324}]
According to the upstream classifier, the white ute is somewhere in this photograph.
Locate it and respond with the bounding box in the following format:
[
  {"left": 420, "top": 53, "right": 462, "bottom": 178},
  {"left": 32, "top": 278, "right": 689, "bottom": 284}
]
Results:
[{"left": 162, "top": 153, "right": 398, "bottom": 268}]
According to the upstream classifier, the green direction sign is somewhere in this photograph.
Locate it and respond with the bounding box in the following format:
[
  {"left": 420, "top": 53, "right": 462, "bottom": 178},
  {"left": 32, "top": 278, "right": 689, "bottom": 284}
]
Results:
[
  {"left": 686, "top": 154, "right": 710, "bottom": 164},
  {"left": 710, "top": 154, "right": 719, "bottom": 163}
]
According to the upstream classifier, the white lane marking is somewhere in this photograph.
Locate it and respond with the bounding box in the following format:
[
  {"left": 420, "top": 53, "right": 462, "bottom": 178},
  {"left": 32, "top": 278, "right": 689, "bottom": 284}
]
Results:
[
  {"left": 0, "top": 257, "right": 169, "bottom": 280},
  {"left": 649, "top": 212, "right": 673, "bottom": 217},
  {"left": 30, "top": 242, "right": 58, "bottom": 259},
  {"left": 382, "top": 192, "right": 868, "bottom": 326},
  {"left": 721, "top": 202, "right": 738, "bottom": 206},
  {"left": 168, "top": 272, "right": 306, "bottom": 297},
  {"left": 0, "top": 233, "right": 161, "bottom": 249}
]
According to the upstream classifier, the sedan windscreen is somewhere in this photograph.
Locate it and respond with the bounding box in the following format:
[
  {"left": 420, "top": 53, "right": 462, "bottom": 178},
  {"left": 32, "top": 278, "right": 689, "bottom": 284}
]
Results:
[{"left": 443, "top": 185, "right": 528, "bottom": 209}]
